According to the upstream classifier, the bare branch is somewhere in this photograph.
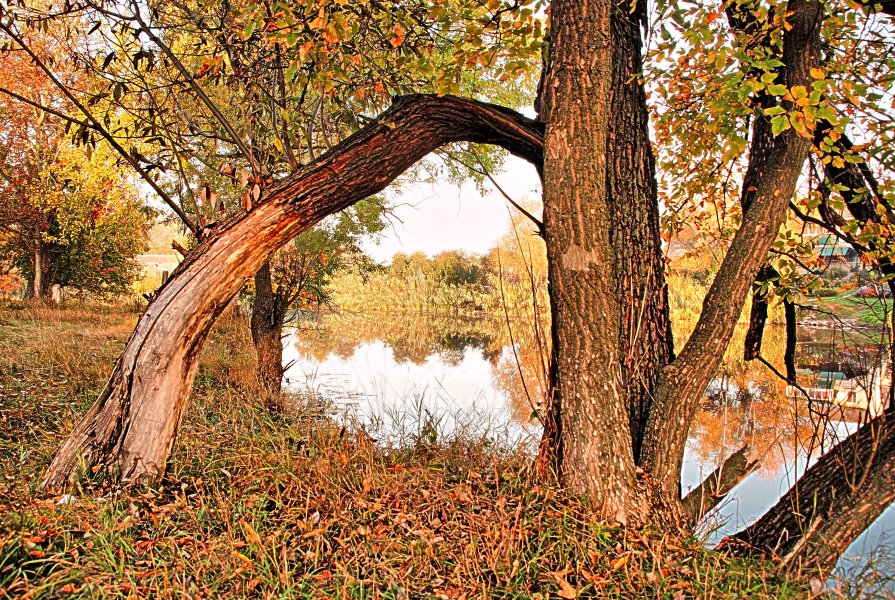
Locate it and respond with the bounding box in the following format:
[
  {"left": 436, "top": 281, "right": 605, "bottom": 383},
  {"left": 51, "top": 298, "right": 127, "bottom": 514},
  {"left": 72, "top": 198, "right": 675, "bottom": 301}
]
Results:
[{"left": 683, "top": 445, "right": 759, "bottom": 525}]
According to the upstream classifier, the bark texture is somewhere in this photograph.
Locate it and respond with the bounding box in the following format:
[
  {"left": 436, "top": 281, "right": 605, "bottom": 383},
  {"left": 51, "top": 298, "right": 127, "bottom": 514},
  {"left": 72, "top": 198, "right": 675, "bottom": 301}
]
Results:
[
  {"left": 538, "top": 0, "right": 673, "bottom": 525},
  {"left": 42, "top": 94, "right": 543, "bottom": 489},
  {"left": 250, "top": 260, "right": 287, "bottom": 402},
  {"left": 539, "top": 0, "right": 642, "bottom": 524},
  {"left": 606, "top": 2, "right": 673, "bottom": 463}
]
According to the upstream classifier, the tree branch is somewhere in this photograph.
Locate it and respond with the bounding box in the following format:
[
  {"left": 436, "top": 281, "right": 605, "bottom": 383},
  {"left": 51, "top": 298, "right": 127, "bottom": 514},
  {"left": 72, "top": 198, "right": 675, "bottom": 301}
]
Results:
[
  {"left": 683, "top": 445, "right": 759, "bottom": 525},
  {"left": 130, "top": 7, "right": 260, "bottom": 176},
  {"left": 643, "top": 0, "right": 824, "bottom": 497},
  {"left": 727, "top": 413, "right": 895, "bottom": 577}
]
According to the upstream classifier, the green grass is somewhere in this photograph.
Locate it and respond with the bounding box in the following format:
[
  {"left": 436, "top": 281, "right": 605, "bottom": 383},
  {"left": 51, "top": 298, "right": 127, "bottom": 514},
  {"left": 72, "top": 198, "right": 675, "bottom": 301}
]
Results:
[
  {"left": 0, "top": 302, "right": 814, "bottom": 598},
  {"left": 804, "top": 291, "right": 894, "bottom": 328}
]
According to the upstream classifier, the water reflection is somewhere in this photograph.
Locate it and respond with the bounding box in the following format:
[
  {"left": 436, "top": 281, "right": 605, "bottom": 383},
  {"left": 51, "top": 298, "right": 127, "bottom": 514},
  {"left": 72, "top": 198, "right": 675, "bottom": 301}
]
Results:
[
  {"left": 283, "top": 311, "right": 894, "bottom": 579},
  {"left": 283, "top": 312, "right": 547, "bottom": 441}
]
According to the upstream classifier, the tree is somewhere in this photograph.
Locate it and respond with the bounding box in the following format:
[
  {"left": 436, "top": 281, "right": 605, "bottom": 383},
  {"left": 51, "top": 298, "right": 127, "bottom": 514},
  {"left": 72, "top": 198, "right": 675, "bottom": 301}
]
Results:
[
  {"left": 7, "top": 0, "right": 895, "bottom": 578},
  {"left": 0, "top": 48, "right": 148, "bottom": 298},
  {"left": 8, "top": 0, "right": 530, "bottom": 398},
  {"left": 251, "top": 202, "right": 387, "bottom": 400}
]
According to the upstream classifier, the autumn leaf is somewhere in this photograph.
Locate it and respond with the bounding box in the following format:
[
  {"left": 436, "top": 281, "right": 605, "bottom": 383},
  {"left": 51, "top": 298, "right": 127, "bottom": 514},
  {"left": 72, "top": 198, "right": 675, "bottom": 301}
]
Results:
[
  {"left": 390, "top": 25, "right": 405, "bottom": 48},
  {"left": 239, "top": 518, "right": 264, "bottom": 547},
  {"left": 549, "top": 569, "right": 578, "bottom": 599}
]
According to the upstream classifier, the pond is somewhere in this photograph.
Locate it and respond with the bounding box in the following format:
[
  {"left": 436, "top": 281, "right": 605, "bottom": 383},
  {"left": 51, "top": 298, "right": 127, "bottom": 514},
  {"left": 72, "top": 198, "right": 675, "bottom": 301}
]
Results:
[{"left": 282, "top": 311, "right": 895, "bottom": 586}]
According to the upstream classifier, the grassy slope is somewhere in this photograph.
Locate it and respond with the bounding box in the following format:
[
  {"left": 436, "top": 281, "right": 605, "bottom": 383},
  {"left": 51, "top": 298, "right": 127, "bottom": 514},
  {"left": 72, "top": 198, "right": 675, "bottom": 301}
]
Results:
[
  {"left": 805, "top": 291, "right": 894, "bottom": 327},
  {"left": 0, "top": 302, "right": 811, "bottom": 598}
]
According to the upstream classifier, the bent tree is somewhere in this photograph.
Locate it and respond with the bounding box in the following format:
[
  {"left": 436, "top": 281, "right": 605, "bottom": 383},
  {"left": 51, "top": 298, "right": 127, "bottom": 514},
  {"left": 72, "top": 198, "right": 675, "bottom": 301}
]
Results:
[{"left": 7, "top": 0, "right": 895, "bottom": 578}]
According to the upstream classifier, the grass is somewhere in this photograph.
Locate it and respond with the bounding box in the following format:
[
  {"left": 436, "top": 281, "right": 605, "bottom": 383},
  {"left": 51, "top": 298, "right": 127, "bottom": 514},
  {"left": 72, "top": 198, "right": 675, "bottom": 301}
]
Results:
[
  {"left": 803, "top": 290, "right": 894, "bottom": 327},
  {"left": 0, "top": 301, "right": 816, "bottom": 598}
]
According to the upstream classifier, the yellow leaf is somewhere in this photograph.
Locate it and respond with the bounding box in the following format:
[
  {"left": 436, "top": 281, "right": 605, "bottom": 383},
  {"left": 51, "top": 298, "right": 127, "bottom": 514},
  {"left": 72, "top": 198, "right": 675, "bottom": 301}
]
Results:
[
  {"left": 240, "top": 518, "right": 263, "bottom": 547},
  {"left": 611, "top": 554, "right": 629, "bottom": 570}
]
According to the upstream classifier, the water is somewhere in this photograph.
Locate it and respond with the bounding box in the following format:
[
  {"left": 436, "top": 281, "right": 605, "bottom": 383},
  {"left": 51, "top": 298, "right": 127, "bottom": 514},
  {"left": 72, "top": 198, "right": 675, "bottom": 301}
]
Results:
[{"left": 283, "top": 311, "right": 895, "bottom": 585}]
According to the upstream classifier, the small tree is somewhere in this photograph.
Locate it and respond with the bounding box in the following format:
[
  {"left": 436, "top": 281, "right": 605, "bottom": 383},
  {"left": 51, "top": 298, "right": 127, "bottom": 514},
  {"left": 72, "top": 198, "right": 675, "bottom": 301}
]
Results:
[{"left": 251, "top": 201, "right": 387, "bottom": 401}]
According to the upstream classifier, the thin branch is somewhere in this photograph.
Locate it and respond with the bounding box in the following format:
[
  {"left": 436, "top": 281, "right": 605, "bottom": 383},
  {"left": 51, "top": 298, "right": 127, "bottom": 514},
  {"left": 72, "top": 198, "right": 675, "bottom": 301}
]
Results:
[
  {"left": 0, "top": 86, "right": 91, "bottom": 129},
  {"left": 443, "top": 150, "right": 543, "bottom": 234},
  {"left": 130, "top": 5, "right": 260, "bottom": 176},
  {"left": 0, "top": 21, "right": 198, "bottom": 235},
  {"left": 788, "top": 201, "right": 869, "bottom": 253}
]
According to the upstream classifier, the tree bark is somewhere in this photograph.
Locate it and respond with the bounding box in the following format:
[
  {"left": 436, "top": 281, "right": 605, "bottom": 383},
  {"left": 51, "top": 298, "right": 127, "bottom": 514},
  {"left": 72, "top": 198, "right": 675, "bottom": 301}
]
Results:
[
  {"left": 41, "top": 94, "right": 543, "bottom": 489},
  {"left": 250, "top": 260, "right": 286, "bottom": 404},
  {"left": 641, "top": 0, "right": 823, "bottom": 500},
  {"left": 606, "top": 1, "right": 674, "bottom": 464},
  {"left": 28, "top": 236, "right": 49, "bottom": 299},
  {"left": 729, "top": 413, "right": 895, "bottom": 577},
  {"left": 539, "top": 0, "right": 672, "bottom": 525}
]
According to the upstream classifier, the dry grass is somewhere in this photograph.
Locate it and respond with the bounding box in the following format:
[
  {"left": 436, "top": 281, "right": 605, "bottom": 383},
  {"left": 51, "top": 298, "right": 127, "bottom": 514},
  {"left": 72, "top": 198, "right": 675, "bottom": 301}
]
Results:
[{"left": 0, "top": 301, "right": 813, "bottom": 598}]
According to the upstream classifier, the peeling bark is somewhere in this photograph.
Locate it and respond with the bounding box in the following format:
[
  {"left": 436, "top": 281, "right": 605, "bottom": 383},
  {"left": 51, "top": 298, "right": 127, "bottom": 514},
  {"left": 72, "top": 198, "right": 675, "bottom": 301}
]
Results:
[{"left": 41, "top": 94, "right": 543, "bottom": 489}]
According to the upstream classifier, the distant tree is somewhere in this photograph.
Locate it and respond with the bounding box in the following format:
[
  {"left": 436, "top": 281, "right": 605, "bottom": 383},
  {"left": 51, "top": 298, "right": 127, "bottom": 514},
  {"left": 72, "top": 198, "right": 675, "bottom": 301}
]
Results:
[{"left": 0, "top": 47, "right": 148, "bottom": 298}]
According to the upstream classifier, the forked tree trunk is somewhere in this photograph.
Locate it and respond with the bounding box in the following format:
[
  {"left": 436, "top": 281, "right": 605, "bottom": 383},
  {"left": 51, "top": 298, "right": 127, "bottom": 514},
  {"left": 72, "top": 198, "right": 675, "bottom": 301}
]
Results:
[
  {"left": 250, "top": 260, "right": 286, "bottom": 404},
  {"left": 41, "top": 94, "right": 543, "bottom": 489},
  {"left": 641, "top": 0, "right": 822, "bottom": 500}
]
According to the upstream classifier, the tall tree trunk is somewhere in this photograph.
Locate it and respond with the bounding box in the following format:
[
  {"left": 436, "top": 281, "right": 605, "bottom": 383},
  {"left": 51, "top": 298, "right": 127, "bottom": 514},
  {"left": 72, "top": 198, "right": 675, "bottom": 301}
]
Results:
[
  {"left": 606, "top": 0, "right": 674, "bottom": 464},
  {"left": 540, "top": 0, "right": 655, "bottom": 525},
  {"left": 41, "top": 94, "right": 543, "bottom": 489},
  {"left": 250, "top": 260, "right": 285, "bottom": 404},
  {"left": 641, "top": 0, "right": 823, "bottom": 500}
]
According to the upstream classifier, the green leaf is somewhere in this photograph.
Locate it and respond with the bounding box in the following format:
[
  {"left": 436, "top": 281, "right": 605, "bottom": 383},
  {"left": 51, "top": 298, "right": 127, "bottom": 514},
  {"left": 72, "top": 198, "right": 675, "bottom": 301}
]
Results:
[{"left": 771, "top": 115, "right": 790, "bottom": 136}]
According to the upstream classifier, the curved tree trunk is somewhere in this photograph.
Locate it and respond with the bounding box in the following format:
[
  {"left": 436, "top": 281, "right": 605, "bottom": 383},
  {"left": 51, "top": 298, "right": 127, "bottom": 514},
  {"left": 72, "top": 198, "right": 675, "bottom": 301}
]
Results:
[
  {"left": 250, "top": 260, "right": 286, "bottom": 404},
  {"left": 729, "top": 413, "right": 895, "bottom": 577},
  {"left": 41, "top": 94, "right": 543, "bottom": 489}
]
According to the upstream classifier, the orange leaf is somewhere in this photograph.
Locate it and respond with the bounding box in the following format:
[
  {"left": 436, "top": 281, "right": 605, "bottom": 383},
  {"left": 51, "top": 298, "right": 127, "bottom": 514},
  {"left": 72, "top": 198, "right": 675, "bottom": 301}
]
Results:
[
  {"left": 550, "top": 569, "right": 577, "bottom": 599},
  {"left": 611, "top": 554, "right": 629, "bottom": 570},
  {"left": 390, "top": 25, "right": 405, "bottom": 48},
  {"left": 240, "top": 519, "right": 264, "bottom": 547}
]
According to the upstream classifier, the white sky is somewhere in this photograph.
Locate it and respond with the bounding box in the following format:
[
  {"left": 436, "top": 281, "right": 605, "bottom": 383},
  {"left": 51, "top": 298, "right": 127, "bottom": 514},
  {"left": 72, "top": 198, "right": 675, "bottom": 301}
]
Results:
[{"left": 361, "top": 155, "right": 542, "bottom": 263}]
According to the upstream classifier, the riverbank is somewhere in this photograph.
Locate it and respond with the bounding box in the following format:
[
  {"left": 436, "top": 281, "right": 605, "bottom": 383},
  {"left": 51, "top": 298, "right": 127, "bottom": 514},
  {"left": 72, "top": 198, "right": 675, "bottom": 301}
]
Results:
[{"left": 0, "top": 302, "right": 827, "bottom": 597}]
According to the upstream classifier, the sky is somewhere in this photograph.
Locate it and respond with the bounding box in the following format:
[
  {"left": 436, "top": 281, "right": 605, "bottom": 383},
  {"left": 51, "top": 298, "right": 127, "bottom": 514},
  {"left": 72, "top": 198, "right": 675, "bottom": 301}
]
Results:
[{"left": 360, "top": 157, "right": 542, "bottom": 264}]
